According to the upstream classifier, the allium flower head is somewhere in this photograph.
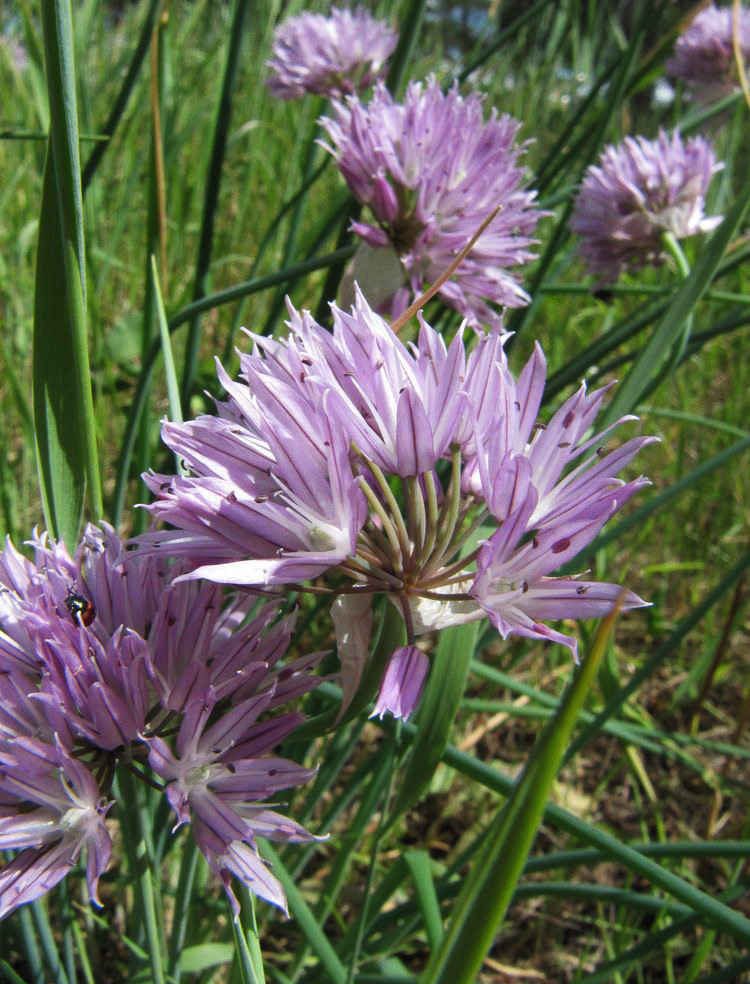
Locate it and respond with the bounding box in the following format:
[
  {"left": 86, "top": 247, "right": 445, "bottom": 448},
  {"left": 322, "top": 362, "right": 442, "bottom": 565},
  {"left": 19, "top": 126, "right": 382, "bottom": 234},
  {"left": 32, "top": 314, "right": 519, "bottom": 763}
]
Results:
[
  {"left": 0, "top": 524, "right": 321, "bottom": 917},
  {"left": 667, "top": 4, "right": 750, "bottom": 102},
  {"left": 570, "top": 130, "right": 722, "bottom": 283},
  {"left": 138, "top": 291, "right": 654, "bottom": 719},
  {"left": 266, "top": 7, "right": 397, "bottom": 100},
  {"left": 319, "top": 79, "right": 543, "bottom": 328}
]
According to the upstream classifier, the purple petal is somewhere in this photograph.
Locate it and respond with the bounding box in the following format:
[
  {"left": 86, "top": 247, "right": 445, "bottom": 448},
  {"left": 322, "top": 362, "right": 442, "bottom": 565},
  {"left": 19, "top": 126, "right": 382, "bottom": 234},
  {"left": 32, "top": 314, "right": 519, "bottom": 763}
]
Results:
[{"left": 371, "top": 645, "right": 430, "bottom": 721}]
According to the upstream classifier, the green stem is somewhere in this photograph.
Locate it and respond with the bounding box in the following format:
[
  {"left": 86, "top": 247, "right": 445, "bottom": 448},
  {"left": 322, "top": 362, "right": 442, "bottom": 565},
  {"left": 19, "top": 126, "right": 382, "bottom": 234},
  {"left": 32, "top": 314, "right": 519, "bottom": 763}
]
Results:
[
  {"left": 29, "top": 899, "right": 69, "bottom": 984},
  {"left": 231, "top": 886, "right": 266, "bottom": 984},
  {"left": 6, "top": 883, "right": 45, "bottom": 984},
  {"left": 167, "top": 835, "right": 200, "bottom": 983},
  {"left": 181, "top": 0, "right": 250, "bottom": 410},
  {"left": 633, "top": 231, "right": 695, "bottom": 406},
  {"left": 661, "top": 231, "right": 690, "bottom": 280},
  {"left": 117, "top": 769, "right": 166, "bottom": 984}
]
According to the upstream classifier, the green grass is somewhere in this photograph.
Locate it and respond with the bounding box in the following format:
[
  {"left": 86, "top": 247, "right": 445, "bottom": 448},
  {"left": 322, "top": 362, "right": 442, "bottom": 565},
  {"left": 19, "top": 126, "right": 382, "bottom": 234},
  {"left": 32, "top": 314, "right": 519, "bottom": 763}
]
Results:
[{"left": 1, "top": 0, "right": 750, "bottom": 981}]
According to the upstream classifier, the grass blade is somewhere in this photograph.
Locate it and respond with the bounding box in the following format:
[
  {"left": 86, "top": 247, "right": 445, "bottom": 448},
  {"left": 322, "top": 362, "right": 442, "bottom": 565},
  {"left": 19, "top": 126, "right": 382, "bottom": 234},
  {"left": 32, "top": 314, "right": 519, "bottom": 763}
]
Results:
[
  {"left": 33, "top": 146, "right": 85, "bottom": 548},
  {"left": 80, "top": 0, "right": 162, "bottom": 192},
  {"left": 404, "top": 851, "right": 443, "bottom": 949},
  {"left": 37, "top": 0, "right": 102, "bottom": 541},
  {"left": 150, "top": 255, "right": 181, "bottom": 424},
  {"left": 422, "top": 602, "right": 620, "bottom": 984},
  {"left": 181, "top": 0, "right": 250, "bottom": 409}
]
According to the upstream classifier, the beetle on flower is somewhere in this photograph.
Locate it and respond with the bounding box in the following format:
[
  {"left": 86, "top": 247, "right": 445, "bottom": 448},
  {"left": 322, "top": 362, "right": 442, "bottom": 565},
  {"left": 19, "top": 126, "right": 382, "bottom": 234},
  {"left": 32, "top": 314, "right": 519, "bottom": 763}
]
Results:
[{"left": 0, "top": 525, "right": 322, "bottom": 917}]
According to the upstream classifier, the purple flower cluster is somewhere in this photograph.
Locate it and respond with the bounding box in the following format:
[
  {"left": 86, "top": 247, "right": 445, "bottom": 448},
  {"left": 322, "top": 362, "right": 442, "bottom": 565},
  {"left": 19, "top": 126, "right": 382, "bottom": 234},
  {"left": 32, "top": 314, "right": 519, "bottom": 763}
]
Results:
[
  {"left": 667, "top": 4, "right": 750, "bottom": 102},
  {"left": 266, "top": 7, "right": 397, "bottom": 101},
  {"left": 319, "top": 79, "right": 543, "bottom": 328},
  {"left": 0, "top": 525, "right": 320, "bottom": 918},
  {"left": 138, "top": 290, "right": 654, "bottom": 720},
  {"left": 570, "top": 130, "right": 722, "bottom": 283}
]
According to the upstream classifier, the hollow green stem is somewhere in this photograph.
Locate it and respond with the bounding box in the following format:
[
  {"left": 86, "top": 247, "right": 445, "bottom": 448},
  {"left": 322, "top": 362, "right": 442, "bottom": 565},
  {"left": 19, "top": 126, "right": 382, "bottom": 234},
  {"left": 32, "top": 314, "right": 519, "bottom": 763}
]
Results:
[
  {"left": 116, "top": 769, "right": 166, "bottom": 984},
  {"left": 661, "top": 231, "right": 691, "bottom": 280}
]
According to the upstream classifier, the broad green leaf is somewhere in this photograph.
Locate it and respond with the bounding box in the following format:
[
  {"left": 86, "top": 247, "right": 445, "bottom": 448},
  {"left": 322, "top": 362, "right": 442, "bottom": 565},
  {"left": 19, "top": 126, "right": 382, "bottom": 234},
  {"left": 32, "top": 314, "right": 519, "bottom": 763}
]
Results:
[
  {"left": 36, "top": 0, "right": 102, "bottom": 548},
  {"left": 33, "top": 149, "right": 85, "bottom": 549},
  {"left": 180, "top": 944, "right": 234, "bottom": 975}
]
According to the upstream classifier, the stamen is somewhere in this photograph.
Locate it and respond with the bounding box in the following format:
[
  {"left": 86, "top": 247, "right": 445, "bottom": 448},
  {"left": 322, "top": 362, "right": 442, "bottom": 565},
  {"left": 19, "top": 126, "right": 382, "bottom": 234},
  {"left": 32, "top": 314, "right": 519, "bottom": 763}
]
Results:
[
  {"left": 338, "top": 557, "right": 404, "bottom": 591},
  {"left": 355, "top": 535, "right": 393, "bottom": 571},
  {"left": 433, "top": 505, "right": 488, "bottom": 569}
]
